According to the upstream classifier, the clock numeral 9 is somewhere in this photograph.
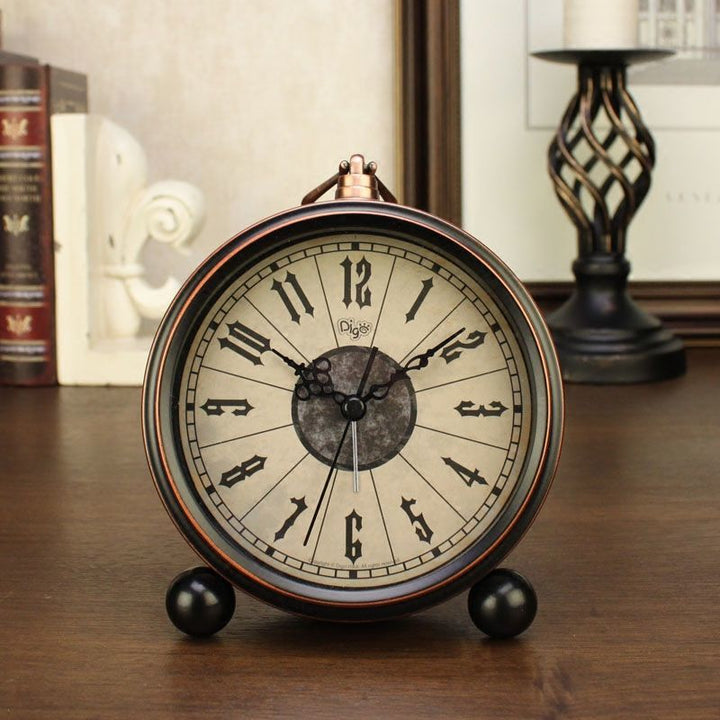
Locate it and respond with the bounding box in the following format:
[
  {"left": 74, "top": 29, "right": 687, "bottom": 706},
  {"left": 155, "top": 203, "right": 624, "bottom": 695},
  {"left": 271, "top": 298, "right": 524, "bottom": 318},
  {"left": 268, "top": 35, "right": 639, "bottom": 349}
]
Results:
[{"left": 200, "top": 398, "right": 254, "bottom": 417}]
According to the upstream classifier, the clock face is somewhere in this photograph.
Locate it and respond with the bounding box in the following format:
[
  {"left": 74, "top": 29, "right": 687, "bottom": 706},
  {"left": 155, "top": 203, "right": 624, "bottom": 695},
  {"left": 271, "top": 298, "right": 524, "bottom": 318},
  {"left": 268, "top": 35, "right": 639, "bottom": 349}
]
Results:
[{"left": 144, "top": 204, "right": 562, "bottom": 620}]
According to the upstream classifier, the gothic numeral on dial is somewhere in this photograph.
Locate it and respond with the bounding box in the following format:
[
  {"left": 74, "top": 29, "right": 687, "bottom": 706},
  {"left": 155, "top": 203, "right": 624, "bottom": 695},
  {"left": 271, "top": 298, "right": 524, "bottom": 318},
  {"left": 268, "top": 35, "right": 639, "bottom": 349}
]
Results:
[
  {"left": 405, "top": 277, "right": 434, "bottom": 323},
  {"left": 340, "top": 255, "right": 372, "bottom": 309},
  {"left": 274, "top": 496, "right": 308, "bottom": 541},
  {"left": 271, "top": 272, "right": 315, "bottom": 324},
  {"left": 400, "top": 497, "right": 433, "bottom": 544},
  {"left": 442, "top": 456, "right": 487, "bottom": 487},
  {"left": 454, "top": 400, "right": 508, "bottom": 418},
  {"left": 219, "top": 454, "right": 267, "bottom": 488},
  {"left": 345, "top": 509, "right": 363, "bottom": 564},
  {"left": 440, "top": 330, "right": 486, "bottom": 363},
  {"left": 218, "top": 322, "right": 271, "bottom": 365},
  {"left": 200, "top": 398, "right": 254, "bottom": 416}
]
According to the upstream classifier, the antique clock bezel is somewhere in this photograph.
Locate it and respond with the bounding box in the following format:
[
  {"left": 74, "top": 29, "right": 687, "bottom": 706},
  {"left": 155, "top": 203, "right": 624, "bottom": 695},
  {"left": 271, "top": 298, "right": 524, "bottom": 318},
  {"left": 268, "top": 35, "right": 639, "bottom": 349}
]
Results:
[{"left": 143, "top": 199, "right": 564, "bottom": 623}]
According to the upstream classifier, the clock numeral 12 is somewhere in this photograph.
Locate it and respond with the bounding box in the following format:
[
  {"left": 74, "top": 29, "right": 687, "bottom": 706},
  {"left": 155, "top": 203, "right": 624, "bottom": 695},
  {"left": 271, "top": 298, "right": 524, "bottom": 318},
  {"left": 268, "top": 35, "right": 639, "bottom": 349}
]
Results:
[
  {"left": 218, "top": 322, "right": 271, "bottom": 365},
  {"left": 340, "top": 255, "right": 372, "bottom": 309},
  {"left": 271, "top": 272, "right": 314, "bottom": 324}
]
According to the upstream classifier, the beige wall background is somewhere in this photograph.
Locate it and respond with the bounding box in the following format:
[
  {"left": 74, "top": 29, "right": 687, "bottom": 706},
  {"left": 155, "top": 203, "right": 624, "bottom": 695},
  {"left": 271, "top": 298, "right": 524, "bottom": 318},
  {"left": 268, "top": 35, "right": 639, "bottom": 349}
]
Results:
[
  {"left": 461, "top": 0, "right": 720, "bottom": 282},
  {"left": 1, "top": 0, "right": 398, "bottom": 276}
]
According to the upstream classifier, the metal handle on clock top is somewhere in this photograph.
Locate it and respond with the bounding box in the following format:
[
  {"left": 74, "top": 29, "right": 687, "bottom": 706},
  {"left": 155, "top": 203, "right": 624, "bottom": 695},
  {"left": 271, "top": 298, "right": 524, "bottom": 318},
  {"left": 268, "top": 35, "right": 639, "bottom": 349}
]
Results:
[{"left": 301, "top": 154, "right": 398, "bottom": 205}]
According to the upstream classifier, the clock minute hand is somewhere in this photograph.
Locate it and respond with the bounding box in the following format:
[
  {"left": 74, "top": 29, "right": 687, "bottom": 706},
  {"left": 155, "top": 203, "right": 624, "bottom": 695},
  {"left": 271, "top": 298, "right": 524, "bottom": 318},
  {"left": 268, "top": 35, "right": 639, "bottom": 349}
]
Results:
[
  {"left": 362, "top": 327, "right": 466, "bottom": 401},
  {"left": 303, "top": 347, "right": 378, "bottom": 547}
]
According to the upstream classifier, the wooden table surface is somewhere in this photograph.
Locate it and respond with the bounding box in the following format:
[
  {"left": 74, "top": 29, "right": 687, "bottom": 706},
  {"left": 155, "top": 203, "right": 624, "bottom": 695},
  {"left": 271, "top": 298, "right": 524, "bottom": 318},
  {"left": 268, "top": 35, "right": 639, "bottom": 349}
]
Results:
[{"left": 1, "top": 348, "right": 718, "bottom": 719}]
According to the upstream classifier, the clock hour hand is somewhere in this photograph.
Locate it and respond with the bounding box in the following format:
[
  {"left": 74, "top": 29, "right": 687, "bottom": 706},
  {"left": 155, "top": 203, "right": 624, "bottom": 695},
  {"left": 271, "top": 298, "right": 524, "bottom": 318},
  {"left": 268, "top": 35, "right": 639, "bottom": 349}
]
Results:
[
  {"left": 270, "top": 347, "right": 337, "bottom": 401},
  {"left": 362, "top": 327, "right": 466, "bottom": 401}
]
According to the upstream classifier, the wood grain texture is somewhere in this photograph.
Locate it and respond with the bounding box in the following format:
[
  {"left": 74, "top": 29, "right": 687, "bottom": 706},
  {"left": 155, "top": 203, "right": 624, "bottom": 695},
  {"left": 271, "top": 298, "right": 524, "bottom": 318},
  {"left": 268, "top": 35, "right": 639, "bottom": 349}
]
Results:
[{"left": 1, "top": 349, "right": 719, "bottom": 719}]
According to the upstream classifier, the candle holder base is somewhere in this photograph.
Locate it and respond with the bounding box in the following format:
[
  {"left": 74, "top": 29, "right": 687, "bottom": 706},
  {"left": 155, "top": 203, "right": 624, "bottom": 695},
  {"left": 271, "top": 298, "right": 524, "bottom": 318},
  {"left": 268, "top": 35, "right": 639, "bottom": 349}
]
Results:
[{"left": 547, "top": 255, "right": 686, "bottom": 384}]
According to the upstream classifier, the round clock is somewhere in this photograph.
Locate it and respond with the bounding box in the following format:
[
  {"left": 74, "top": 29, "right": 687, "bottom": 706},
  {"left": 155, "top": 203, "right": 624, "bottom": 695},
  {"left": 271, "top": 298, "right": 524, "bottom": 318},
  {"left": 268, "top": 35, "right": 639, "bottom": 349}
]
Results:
[{"left": 143, "top": 156, "right": 563, "bottom": 636}]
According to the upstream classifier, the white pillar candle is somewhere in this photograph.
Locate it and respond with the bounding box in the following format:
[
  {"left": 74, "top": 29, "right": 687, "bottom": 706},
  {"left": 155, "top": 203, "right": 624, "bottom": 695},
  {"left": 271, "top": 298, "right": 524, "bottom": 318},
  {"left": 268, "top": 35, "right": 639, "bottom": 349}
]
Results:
[{"left": 564, "top": 0, "right": 639, "bottom": 49}]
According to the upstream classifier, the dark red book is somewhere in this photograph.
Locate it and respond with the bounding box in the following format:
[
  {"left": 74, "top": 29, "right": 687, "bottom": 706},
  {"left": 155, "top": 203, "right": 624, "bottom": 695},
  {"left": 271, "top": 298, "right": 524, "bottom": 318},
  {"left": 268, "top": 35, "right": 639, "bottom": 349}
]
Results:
[{"left": 0, "top": 63, "right": 87, "bottom": 385}]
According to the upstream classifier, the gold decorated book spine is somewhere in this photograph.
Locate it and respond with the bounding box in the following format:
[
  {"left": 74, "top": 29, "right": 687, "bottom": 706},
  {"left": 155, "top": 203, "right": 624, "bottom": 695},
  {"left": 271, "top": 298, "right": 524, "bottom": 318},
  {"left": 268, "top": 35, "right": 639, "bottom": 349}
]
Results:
[{"left": 0, "top": 63, "right": 86, "bottom": 385}]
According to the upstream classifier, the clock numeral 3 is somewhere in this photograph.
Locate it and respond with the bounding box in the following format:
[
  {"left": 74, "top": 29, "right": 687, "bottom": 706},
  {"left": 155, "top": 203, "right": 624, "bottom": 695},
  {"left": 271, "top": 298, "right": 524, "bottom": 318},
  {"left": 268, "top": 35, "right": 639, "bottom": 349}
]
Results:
[
  {"left": 454, "top": 400, "right": 507, "bottom": 418},
  {"left": 340, "top": 255, "right": 372, "bottom": 309},
  {"left": 200, "top": 398, "right": 254, "bottom": 416},
  {"left": 271, "top": 272, "right": 315, "bottom": 324},
  {"left": 345, "top": 509, "right": 363, "bottom": 564},
  {"left": 219, "top": 454, "right": 267, "bottom": 488},
  {"left": 443, "top": 456, "right": 487, "bottom": 488},
  {"left": 218, "top": 322, "right": 271, "bottom": 365},
  {"left": 400, "top": 497, "right": 433, "bottom": 544},
  {"left": 440, "top": 330, "right": 486, "bottom": 363}
]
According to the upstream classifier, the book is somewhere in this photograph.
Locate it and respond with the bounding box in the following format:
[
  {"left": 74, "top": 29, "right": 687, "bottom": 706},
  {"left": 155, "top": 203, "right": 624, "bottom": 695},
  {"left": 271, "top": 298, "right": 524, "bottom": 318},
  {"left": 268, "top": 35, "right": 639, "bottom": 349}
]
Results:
[{"left": 0, "top": 62, "right": 87, "bottom": 386}]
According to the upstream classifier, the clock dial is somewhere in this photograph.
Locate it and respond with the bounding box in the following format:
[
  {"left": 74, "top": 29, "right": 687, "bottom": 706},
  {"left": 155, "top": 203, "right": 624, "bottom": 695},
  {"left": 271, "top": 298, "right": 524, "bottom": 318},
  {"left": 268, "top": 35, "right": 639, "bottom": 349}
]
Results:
[
  {"left": 177, "top": 232, "right": 532, "bottom": 589},
  {"left": 145, "top": 203, "right": 562, "bottom": 619}
]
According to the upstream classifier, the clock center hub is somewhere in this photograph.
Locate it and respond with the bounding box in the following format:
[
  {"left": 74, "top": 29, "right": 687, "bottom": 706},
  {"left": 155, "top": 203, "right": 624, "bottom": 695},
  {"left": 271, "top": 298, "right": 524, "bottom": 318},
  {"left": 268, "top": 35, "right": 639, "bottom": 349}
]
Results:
[
  {"left": 291, "top": 345, "right": 416, "bottom": 471},
  {"left": 341, "top": 395, "right": 366, "bottom": 421}
]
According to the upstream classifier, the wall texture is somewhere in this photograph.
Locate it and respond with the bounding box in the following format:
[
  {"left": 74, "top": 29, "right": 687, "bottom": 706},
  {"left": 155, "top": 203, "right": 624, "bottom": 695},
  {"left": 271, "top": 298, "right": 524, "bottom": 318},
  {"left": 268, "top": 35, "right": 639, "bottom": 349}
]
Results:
[{"left": 2, "top": 0, "right": 398, "bottom": 277}]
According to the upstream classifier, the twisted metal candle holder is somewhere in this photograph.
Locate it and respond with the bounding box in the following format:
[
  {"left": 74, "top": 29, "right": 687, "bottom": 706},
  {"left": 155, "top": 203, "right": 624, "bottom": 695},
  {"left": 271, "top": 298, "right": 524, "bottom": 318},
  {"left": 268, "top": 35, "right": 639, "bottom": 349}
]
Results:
[{"left": 534, "top": 49, "right": 685, "bottom": 383}]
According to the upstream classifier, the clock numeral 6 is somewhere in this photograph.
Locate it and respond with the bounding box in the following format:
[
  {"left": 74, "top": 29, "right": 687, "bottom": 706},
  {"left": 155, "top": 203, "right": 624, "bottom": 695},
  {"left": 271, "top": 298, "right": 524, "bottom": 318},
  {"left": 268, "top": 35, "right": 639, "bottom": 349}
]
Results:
[{"left": 345, "top": 509, "right": 363, "bottom": 564}]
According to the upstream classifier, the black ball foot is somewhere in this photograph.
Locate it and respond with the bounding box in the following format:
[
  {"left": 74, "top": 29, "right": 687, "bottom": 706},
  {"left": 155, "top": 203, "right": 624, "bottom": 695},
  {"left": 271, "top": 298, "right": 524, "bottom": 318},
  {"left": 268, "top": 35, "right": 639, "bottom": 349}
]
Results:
[
  {"left": 166, "top": 566, "right": 236, "bottom": 637},
  {"left": 467, "top": 568, "right": 537, "bottom": 639}
]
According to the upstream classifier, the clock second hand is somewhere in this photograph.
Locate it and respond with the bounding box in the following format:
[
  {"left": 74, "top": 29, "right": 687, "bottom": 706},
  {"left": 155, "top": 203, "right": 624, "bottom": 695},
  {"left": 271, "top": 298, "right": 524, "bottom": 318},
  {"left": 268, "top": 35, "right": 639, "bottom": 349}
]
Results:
[
  {"left": 303, "top": 347, "right": 378, "bottom": 547},
  {"left": 351, "top": 420, "right": 360, "bottom": 493}
]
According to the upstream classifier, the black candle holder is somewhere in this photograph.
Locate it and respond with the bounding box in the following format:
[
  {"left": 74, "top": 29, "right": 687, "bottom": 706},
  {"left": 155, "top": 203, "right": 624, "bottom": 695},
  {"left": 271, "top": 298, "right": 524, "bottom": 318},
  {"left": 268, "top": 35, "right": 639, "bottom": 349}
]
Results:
[{"left": 533, "top": 49, "right": 685, "bottom": 384}]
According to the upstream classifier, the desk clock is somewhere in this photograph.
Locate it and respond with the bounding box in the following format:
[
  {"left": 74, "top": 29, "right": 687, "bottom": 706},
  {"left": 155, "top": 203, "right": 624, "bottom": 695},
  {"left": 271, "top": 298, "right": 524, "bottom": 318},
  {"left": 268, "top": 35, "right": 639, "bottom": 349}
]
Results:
[{"left": 142, "top": 156, "right": 563, "bottom": 638}]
